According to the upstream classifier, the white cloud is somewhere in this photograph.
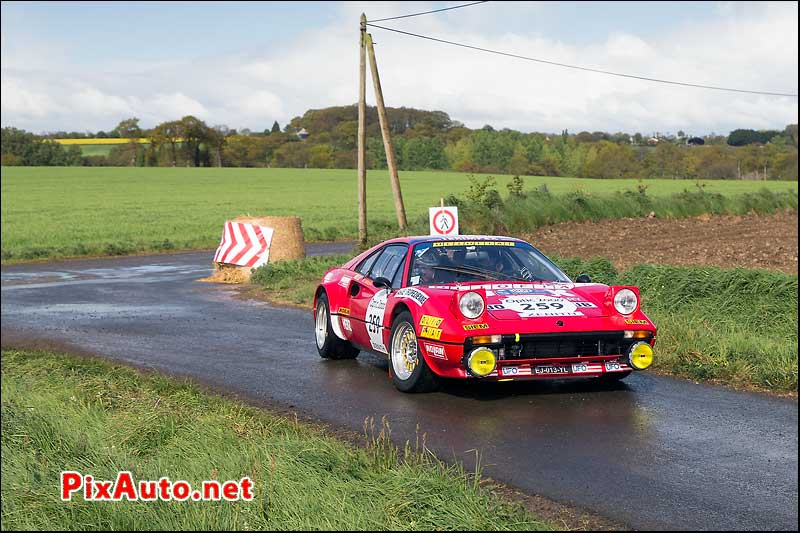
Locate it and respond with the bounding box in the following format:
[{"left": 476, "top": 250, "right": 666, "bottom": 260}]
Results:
[
  {"left": 148, "top": 92, "right": 209, "bottom": 119},
  {"left": 0, "top": 1, "right": 796, "bottom": 135},
  {"left": 1, "top": 77, "right": 62, "bottom": 118}
]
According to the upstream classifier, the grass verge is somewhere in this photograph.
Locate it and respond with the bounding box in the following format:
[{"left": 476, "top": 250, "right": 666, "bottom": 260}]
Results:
[
  {"left": 1, "top": 349, "right": 554, "bottom": 530},
  {"left": 250, "top": 256, "right": 798, "bottom": 393}
]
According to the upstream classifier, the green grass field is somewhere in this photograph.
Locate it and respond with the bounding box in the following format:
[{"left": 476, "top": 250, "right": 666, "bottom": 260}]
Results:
[
  {"left": 1, "top": 166, "right": 797, "bottom": 262},
  {"left": 77, "top": 144, "right": 115, "bottom": 157},
  {"left": 1, "top": 349, "right": 553, "bottom": 530}
]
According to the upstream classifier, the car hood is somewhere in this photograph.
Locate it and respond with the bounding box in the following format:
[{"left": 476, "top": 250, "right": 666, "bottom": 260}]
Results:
[{"left": 480, "top": 282, "right": 611, "bottom": 320}]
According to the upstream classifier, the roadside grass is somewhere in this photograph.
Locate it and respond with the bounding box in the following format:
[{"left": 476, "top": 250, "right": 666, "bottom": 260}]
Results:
[
  {"left": 556, "top": 259, "right": 797, "bottom": 393},
  {"left": 250, "top": 254, "right": 352, "bottom": 307},
  {"left": 2, "top": 166, "right": 797, "bottom": 263},
  {"left": 251, "top": 256, "right": 798, "bottom": 393},
  {"left": 1, "top": 349, "right": 554, "bottom": 531}
]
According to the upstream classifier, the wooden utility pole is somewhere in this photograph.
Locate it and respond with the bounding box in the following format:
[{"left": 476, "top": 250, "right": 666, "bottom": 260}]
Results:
[
  {"left": 357, "top": 14, "right": 368, "bottom": 245},
  {"left": 365, "top": 32, "right": 408, "bottom": 232}
]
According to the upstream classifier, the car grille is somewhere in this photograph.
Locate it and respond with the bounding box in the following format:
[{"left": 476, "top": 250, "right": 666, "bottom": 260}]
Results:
[{"left": 505, "top": 332, "right": 627, "bottom": 360}]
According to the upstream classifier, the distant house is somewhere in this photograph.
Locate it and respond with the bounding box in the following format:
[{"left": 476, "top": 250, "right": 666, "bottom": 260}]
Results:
[
  {"left": 296, "top": 128, "right": 310, "bottom": 140},
  {"left": 647, "top": 137, "right": 660, "bottom": 145}
]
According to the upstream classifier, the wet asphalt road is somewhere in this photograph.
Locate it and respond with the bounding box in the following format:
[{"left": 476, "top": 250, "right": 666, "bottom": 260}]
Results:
[{"left": 1, "top": 249, "right": 797, "bottom": 531}]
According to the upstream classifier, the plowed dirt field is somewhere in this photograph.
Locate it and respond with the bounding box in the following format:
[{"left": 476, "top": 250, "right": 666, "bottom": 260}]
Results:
[{"left": 525, "top": 211, "right": 798, "bottom": 274}]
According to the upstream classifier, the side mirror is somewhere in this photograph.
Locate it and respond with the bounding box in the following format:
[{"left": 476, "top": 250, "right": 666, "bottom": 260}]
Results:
[
  {"left": 373, "top": 277, "right": 392, "bottom": 290},
  {"left": 576, "top": 273, "right": 592, "bottom": 283}
]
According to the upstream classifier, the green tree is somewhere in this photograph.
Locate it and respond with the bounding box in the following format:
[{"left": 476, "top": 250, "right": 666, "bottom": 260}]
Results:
[
  {"left": 401, "top": 137, "right": 447, "bottom": 170},
  {"left": 151, "top": 121, "right": 182, "bottom": 166},
  {"left": 272, "top": 141, "right": 309, "bottom": 167},
  {"left": 112, "top": 118, "right": 143, "bottom": 166},
  {"left": 271, "top": 121, "right": 281, "bottom": 134},
  {"left": 645, "top": 142, "right": 687, "bottom": 179},
  {"left": 579, "top": 141, "right": 640, "bottom": 179},
  {"left": 308, "top": 144, "right": 334, "bottom": 168},
  {"left": 506, "top": 143, "right": 530, "bottom": 175}
]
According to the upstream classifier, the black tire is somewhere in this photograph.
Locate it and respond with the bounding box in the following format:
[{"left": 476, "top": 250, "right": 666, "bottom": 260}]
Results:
[
  {"left": 388, "top": 311, "right": 439, "bottom": 393},
  {"left": 314, "top": 293, "right": 359, "bottom": 360},
  {"left": 599, "top": 371, "right": 632, "bottom": 382}
]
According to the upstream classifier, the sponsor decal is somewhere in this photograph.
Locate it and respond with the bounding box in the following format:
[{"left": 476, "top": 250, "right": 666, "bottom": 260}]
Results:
[
  {"left": 419, "top": 315, "right": 443, "bottom": 327},
  {"left": 571, "top": 363, "right": 602, "bottom": 373},
  {"left": 605, "top": 361, "right": 622, "bottom": 371},
  {"left": 337, "top": 307, "right": 350, "bottom": 316},
  {"left": 463, "top": 323, "right": 490, "bottom": 331},
  {"left": 432, "top": 241, "right": 515, "bottom": 247},
  {"left": 341, "top": 318, "right": 352, "bottom": 332},
  {"left": 365, "top": 290, "right": 389, "bottom": 353},
  {"left": 395, "top": 287, "right": 429, "bottom": 306},
  {"left": 487, "top": 304, "right": 505, "bottom": 311},
  {"left": 495, "top": 288, "right": 552, "bottom": 296},
  {"left": 500, "top": 365, "right": 532, "bottom": 376},
  {"left": 423, "top": 342, "right": 447, "bottom": 360},
  {"left": 338, "top": 275, "right": 352, "bottom": 288},
  {"left": 420, "top": 326, "right": 443, "bottom": 340},
  {"left": 624, "top": 319, "right": 650, "bottom": 325},
  {"left": 574, "top": 301, "right": 597, "bottom": 308},
  {"left": 501, "top": 295, "right": 583, "bottom": 317}
]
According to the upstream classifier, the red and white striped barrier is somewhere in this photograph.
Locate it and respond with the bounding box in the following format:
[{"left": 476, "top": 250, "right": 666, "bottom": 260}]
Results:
[{"left": 213, "top": 221, "right": 275, "bottom": 268}]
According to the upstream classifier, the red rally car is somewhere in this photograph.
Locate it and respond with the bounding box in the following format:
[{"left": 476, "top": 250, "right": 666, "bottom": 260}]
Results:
[{"left": 313, "top": 235, "right": 656, "bottom": 393}]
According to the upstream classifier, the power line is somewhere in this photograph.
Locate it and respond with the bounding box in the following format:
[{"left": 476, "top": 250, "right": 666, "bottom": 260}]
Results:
[
  {"left": 367, "top": 1, "right": 489, "bottom": 23},
  {"left": 366, "top": 23, "right": 799, "bottom": 98}
]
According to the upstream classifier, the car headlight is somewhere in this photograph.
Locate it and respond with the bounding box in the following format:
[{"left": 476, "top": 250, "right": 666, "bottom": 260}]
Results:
[
  {"left": 614, "top": 288, "right": 638, "bottom": 315},
  {"left": 459, "top": 291, "right": 485, "bottom": 319}
]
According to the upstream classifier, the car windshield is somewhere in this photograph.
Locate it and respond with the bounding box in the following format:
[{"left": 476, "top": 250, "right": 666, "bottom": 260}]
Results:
[{"left": 407, "top": 240, "right": 571, "bottom": 286}]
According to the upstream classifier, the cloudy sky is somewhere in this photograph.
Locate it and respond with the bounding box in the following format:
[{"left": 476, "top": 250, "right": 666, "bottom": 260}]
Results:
[{"left": 1, "top": 1, "right": 797, "bottom": 136}]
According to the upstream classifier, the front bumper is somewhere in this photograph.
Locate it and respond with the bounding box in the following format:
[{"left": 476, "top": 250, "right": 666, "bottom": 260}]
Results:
[{"left": 418, "top": 330, "right": 651, "bottom": 380}]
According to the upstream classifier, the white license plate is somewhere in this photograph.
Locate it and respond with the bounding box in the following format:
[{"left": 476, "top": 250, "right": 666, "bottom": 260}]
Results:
[{"left": 534, "top": 365, "right": 570, "bottom": 375}]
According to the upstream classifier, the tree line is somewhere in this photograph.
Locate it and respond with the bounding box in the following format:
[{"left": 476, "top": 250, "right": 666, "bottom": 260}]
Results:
[{"left": 1, "top": 106, "right": 797, "bottom": 180}]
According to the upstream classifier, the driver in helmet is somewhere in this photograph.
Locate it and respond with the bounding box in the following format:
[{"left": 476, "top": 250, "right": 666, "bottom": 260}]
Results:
[{"left": 413, "top": 250, "right": 441, "bottom": 285}]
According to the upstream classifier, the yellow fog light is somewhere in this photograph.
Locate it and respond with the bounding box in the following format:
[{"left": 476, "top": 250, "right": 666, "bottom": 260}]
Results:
[
  {"left": 628, "top": 342, "right": 654, "bottom": 370},
  {"left": 467, "top": 347, "right": 496, "bottom": 377}
]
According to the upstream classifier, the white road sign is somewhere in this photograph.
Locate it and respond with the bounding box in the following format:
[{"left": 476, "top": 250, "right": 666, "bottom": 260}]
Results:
[{"left": 429, "top": 206, "right": 459, "bottom": 236}]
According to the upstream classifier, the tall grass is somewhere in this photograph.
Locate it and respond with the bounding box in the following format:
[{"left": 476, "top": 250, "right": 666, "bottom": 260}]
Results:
[
  {"left": 556, "top": 257, "right": 798, "bottom": 392},
  {"left": 1, "top": 349, "right": 553, "bottom": 530}
]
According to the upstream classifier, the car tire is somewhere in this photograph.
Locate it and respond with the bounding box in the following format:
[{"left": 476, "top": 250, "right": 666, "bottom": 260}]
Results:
[
  {"left": 315, "top": 293, "right": 359, "bottom": 360},
  {"left": 388, "top": 311, "right": 439, "bottom": 393},
  {"left": 599, "top": 371, "right": 632, "bottom": 382}
]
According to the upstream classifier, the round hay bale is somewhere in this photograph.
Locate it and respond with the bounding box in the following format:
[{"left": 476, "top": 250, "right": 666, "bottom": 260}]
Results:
[{"left": 230, "top": 215, "right": 305, "bottom": 262}]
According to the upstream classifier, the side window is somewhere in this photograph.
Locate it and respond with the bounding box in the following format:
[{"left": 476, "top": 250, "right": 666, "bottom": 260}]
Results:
[
  {"left": 391, "top": 257, "right": 408, "bottom": 289},
  {"left": 369, "top": 245, "right": 407, "bottom": 282},
  {"left": 355, "top": 249, "right": 381, "bottom": 276}
]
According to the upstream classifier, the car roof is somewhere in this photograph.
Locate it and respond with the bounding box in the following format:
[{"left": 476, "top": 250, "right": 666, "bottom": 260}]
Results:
[{"left": 385, "top": 235, "right": 526, "bottom": 246}]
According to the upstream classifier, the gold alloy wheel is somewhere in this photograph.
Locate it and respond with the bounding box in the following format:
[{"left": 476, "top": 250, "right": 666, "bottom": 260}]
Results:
[{"left": 391, "top": 322, "right": 418, "bottom": 381}]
